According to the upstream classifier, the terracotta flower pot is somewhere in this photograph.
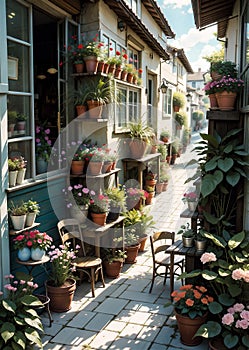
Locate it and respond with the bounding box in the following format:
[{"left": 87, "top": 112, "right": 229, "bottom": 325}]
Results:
[
  {"left": 91, "top": 212, "right": 107, "bottom": 226},
  {"left": 71, "top": 160, "right": 84, "bottom": 175},
  {"left": 175, "top": 310, "right": 208, "bottom": 346},
  {"left": 74, "top": 63, "right": 84, "bottom": 73},
  {"left": 86, "top": 100, "right": 103, "bottom": 118},
  {"left": 104, "top": 260, "right": 123, "bottom": 278},
  {"left": 209, "top": 93, "right": 218, "bottom": 108},
  {"left": 215, "top": 91, "right": 237, "bottom": 110},
  {"left": 84, "top": 56, "right": 98, "bottom": 74},
  {"left": 76, "top": 105, "right": 87, "bottom": 117},
  {"left": 45, "top": 279, "right": 76, "bottom": 313},
  {"left": 125, "top": 243, "right": 141, "bottom": 264},
  {"left": 97, "top": 61, "right": 105, "bottom": 73},
  {"left": 87, "top": 161, "right": 103, "bottom": 175}
]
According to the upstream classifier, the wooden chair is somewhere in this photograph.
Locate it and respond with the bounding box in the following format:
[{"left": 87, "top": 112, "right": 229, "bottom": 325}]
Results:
[
  {"left": 149, "top": 231, "right": 184, "bottom": 294},
  {"left": 57, "top": 219, "right": 105, "bottom": 297}
]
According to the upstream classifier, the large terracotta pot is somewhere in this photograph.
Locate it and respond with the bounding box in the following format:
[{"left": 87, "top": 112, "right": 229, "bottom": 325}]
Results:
[
  {"left": 215, "top": 91, "right": 237, "bottom": 110},
  {"left": 175, "top": 310, "right": 208, "bottom": 346},
  {"left": 209, "top": 93, "right": 218, "bottom": 108},
  {"left": 125, "top": 243, "right": 141, "bottom": 264},
  {"left": 91, "top": 212, "right": 107, "bottom": 226},
  {"left": 103, "top": 260, "right": 123, "bottom": 278},
  {"left": 76, "top": 105, "right": 87, "bottom": 117},
  {"left": 129, "top": 139, "right": 148, "bottom": 159},
  {"left": 74, "top": 63, "right": 84, "bottom": 73},
  {"left": 84, "top": 56, "right": 98, "bottom": 74},
  {"left": 46, "top": 279, "right": 76, "bottom": 312}
]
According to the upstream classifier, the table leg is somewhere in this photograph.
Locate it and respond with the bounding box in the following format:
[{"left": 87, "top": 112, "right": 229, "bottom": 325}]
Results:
[{"left": 169, "top": 252, "right": 174, "bottom": 299}]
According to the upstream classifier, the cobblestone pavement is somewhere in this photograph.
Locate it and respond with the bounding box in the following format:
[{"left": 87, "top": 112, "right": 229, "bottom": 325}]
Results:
[{"left": 39, "top": 130, "right": 209, "bottom": 350}]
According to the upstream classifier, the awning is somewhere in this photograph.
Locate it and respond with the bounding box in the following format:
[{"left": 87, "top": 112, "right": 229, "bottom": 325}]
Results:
[{"left": 191, "top": 0, "right": 236, "bottom": 38}]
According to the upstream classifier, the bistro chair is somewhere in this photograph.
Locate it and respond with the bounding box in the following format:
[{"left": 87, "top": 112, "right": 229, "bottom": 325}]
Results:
[
  {"left": 57, "top": 219, "right": 105, "bottom": 297},
  {"left": 149, "top": 231, "right": 184, "bottom": 294}
]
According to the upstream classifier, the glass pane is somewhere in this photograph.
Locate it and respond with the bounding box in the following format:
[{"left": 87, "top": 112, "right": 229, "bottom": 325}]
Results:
[
  {"left": 6, "top": 0, "right": 29, "bottom": 42},
  {"left": 118, "top": 89, "right": 127, "bottom": 127},
  {"left": 8, "top": 95, "right": 30, "bottom": 138},
  {"left": 8, "top": 41, "right": 30, "bottom": 92},
  {"left": 8, "top": 140, "right": 32, "bottom": 180}
]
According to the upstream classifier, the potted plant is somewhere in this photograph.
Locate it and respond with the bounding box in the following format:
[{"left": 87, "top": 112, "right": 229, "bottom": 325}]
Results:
[
  {"left": 74, "top": 87, "right": 89, "bottom": 117},
  {"left": 125, "top": 187, "right": 146, "bottom": 210},
  {"left": 7, "top": 110, "right": 17, "bottom": 137},
  {"left": 35, "top": 125, "right": 52, "bottom": 174},
  {"left": 194, "top": 228, "right": 207, "bottom": 252},
  {"left": 124, "top": 229, "right": 140, "bottom": 264},
  {"left": 85, "top": 78, "right": 116, "bottom": 118},
  {"left": 157, "top": 143, "right": 167, "bottom": 162},
  {"left": 182, "top": 191, "right": 198, "bottom": 212},
  {"left": 67, "top": 35, "right": 85, "bottom": 72},
  {"left": 127, "top": 120, "right": 155, "bottom": 158},
  {"left": 144, "top": 186, "right": 154, "bottom": 205},
  {"left": 170, "top": 284, "right": 214, "bottom": 346},
  {"left": 160, "top": 130, "right": 170, "bottom": 143},
  {"left": 89, "top": 193, "right": 110, "bottom": 226},
  {"left": 8, "top": 201, "right": 28, "bottom": 231},
  {"left": 16, "top": 113, "right": 28, "bottom": 134},
  {"left": 175, "top": 112, "right": 186, "bottom": 129},
  {"left": 0, "top": 275, "right": 44, "bottom": 349},
  {"left": 105, "top": 186, "right": 126, "bottom": 223},
  {"left": 173, "top": 91, "right": 186, "bottom": 111},
  {"left": 24, "top": 199, "right": 40, "bottom": 227},
  {"left": 145, "top": 171, "right": 157, "bottom": 187},
  {"left": 210, "top": 60, "right": 237, "bottom": 80},
  {"left": 87, "top": 148, "right": 105, "bottom": 175},
  {"left": 15, "top": 156, "right": 27, "bottom": 185},
  {"left": 177, "top": 223, "right": 195, "bottom": 247},
  {"left": 83, "top": 39, "right": 102, "bottom": 73},
  {"left": 8, "top": 158, "right": 19, "bottom": 187},
  {"left": 13, "top": 229, "right": 52, "bottom": 261},
  {"left": 103, "top": 247, "right": 127, "bottom": 278},
  {"left": 45, "top": 242, "right": 78, "bottom": 312}
]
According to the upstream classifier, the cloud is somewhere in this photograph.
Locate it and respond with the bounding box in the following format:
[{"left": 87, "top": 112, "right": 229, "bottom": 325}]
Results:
[
  {"left": 177, "top": 26, "right": 217, "bottom": 51},
  {"left": 191, "top": 44, "right": 220, "bottom": 71},
  {"left": 162, "top": 0, "right": 191, "bottom": 8}
]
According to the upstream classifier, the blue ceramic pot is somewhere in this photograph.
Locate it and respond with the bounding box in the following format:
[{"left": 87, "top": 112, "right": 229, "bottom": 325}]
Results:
[
  {"left": 17, "top": 247, "right": 31, "bottom": 261},
  {"left": 31, "top": 247, "right": 45, "bottom": 261}
]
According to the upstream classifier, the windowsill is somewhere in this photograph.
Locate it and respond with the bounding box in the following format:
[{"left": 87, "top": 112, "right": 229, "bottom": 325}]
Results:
[{"left": 6, "top": 170, "right": 67, "bottom": 193}]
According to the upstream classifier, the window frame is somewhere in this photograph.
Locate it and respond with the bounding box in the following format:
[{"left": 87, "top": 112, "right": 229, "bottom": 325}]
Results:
[{"left": 162, "top": 88, "right": 172, "bottom": 119}]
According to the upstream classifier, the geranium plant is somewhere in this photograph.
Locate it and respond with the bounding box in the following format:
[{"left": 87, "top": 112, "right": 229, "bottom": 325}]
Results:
[
  {"left": 47, "top": 242, "right": 79, "bottom": 287},
  {"left": 89, "top": 194, "right": 110, "bottom": 213},
  {"left": 182, "top": 191, "right": 198, "bottom": 203},
  {"left": 0, "top": 274, "right": 43, "bottom": 349},
  {"left": 13, "top": 229, "right": 53, "bottom": 251},
  {"left": 171, "top": 284, "right": 214, "bottom": 319},
  {"left": 125, "top": 187, "right": 146, "bottom": 201},
  {"left": 210, "top": 76, "right": 244, "bottom": 93},
  {"left": 67, "top": 35, "right": 85, "bottom": 64},
  {"left": 35, "top": 125, "right": 52, "bottom": 161}
]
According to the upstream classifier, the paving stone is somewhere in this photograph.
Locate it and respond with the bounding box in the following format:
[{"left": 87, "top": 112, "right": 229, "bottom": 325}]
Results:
[
  {"left": 105, "top": 320, "right": 127, "bottom": 332},
  {"left": 153, "top": 326, "right": 175, "bottom": 345},
  {"left": 89, "top": 329, "right": 118, "bottom": 349},
  {"left": 119, "top": 290, "right": 158, "bottom": 303},
  {"left": 51, "top": 327, "right": 95, "bottom": 346},
  {"left": 108, "top": 337, "right": 151, "bottom": 350},
  {"left": 119, "top": 323, "right": 144, "bottom": 339},
  {"left": 67, "top": 310, "right": 96, "bottom": 328},
  {"left": 94, "top": 297, "right": 129, "bottom": 315},
  {"left": 136, "top": 325, "right": 160, "bottom": 342},
  {"left": 84, "top": 313, "right": 114, "bottom": 331},
  {"left": 128, "top": 311, "right": 150, "bottom": 325}
]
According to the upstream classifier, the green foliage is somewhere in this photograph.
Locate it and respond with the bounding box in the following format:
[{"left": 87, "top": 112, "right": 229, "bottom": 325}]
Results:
[
  {"left": 105, "top": 186, "right": 126, "bottom": 211},
  {"left": 24, "top": 200, "right": 40, "bottom": 214},
  {"left": 177, "top": 223, "right": 195, "bottom": 238},
  {"left": 8, "top": 201, "right": 27, "bottom": 216},
  {"left": 127, "top": 119, "right": 155, "bottom": 144},
  {"left": 86, "top": 78, "right": 116, "bottom": 104},
  {"left": 104, "top": 248, "right": 127, "bottom": 263},
  {"left": 0, "top": 276, "right": 43, "bottom": 349},
  {"left": 192, "top": 110, "right": 204, "bottom": 121},
  {"left": 157, "top": 144, "right": 167, "bottom": 161},
  {"left": 175, "top": 112, "right": 186, "bottom": 126},
  {"left": 173, "top": 91, "right": 186, "bottom": 108},
  {"left": 210, "top": 61, "right": 237, "bottom": 77}
]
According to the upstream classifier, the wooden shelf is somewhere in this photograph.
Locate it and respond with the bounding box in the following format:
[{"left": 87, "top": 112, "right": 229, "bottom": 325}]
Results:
[
  {"left": 70, "top": 168, "right": 120, "bottom": 179},
  {"left": 9, "top": 222, "right": 40, "bottom": 236},
  {"left": 207, "top": 110, "right": 240, "bottom": 120}
]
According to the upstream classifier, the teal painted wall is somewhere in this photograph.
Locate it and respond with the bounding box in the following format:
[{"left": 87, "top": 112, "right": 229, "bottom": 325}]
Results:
[{"left": 8, "top": 176, "right": 67, "bottom": 294}]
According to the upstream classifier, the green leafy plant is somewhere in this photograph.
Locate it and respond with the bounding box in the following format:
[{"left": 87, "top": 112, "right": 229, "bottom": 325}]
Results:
[
  {"left": 210, "top": 61, "right": 237, "bottom": 77},
  {"left": 86, "top": 78, "right": 116, "bottom": 105},
  {"left": 127, "top": 120, "right": 155, "bottom": 144},
  {"left": 186, "top": 129, "right": 249, "bottom": 236},
  {"left": 104, "top": 248, "right": 127, "bottom": 263},
  {"left": 16, "top": 113, "right": 28, "bottom": 122},
  {"left": 192, "top": 110, "right": 204, "bottom": 122},
  {"left": 24, "top": 200, "right": 40, "bottom": 214},
  {"left": 173, "top": 91, "right": 186, "bottom": 108},
  {"left": 0, "top": 275, "right": 43, "bottom": 349},
  {"left": 89, "top": 193, "right": 110, "bottom": 213},
  {"left": 160, "top": 130, "right": 170, "bottom": 141},
  {"left": 8, "top": 110, "right": 17, "bottom": 124},
  {"left": 105, "top": 186, "right": 126, "bottom": 211},
  {"left": 8, "top": 201, "right": 27, "bottom": 216},
  {"left": 175, "top": 112, "right": 186, "bottom": 126},
  {"left": 177, "top": 223, "right": 195, "bottom": 238}
]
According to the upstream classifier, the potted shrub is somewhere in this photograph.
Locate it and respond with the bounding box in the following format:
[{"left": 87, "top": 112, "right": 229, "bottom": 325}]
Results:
[
  {"left": 125, "top": 187, "right": 146, "bottom": 210},
  {"left": 173, "top": 91, "right": 186, "bottom": 112},
  {"left": 8, "top": 201, "right": 28, "bottom": 231},
  {"left": 127, "top": 120, "right": 155, "bottom": 158},
  {"left": 170, "top": 284, "right": 214, "bottom": 346},
  {"left": 194, "top": 228, "right": 207, "bottom": 252},
  {"left": 0, "top": 275, "right": 44, "bottom": 349},
  {"left": 8, "top": 110, "right": 17, "bottom": 137},
  {"left": 103, "top": 248, "right": 127, "bottom": 278},
  {"left": 192, "top": 110, "right": 204, "bottom": 130},
  {"left": 24, "top": 199, "right": 40, "bottom": 227},
  {"left": 87, "top": 148, "right": 105, "bottom": 175},
  {"left": 177, "top": 223, "right": 195, "bottom": 247},
  {"left": 105, "top": 187, "right": 126, "bottom": 223}
]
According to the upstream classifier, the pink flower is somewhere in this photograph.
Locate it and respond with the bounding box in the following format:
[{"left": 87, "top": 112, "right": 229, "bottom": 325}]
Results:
[
  {"left": 232, "top": 268, "right": 245, "bottom": 280},
  {"left": 200, "top": 252, "right": 217, "bottom": 264},
  {"left": 233, "top": 303, "right": 245, "bottom": 312},
  {"left": 222, "top": 313, "right": 234, "bottom": 325},
  {"left": 236, "top": 319, "right": 249, "bottom": 329},
  {"left": 241, "top": 310, "right": 249, "bottom": 321}
]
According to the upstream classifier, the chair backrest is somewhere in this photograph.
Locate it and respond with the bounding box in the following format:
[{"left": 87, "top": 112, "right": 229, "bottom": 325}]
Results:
[
  {"left": 150, "top": 231, "right": 175, "bottom": 263},
  {"left": 57, "top": 218, "right": 86, "bottom": 256}
]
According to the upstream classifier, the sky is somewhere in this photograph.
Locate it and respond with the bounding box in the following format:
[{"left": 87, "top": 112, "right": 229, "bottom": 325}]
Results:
[{"left": 157, "top": 0, "right": 221, "bottom": 73}]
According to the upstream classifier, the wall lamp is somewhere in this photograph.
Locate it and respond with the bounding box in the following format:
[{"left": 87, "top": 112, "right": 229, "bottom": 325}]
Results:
[
  {"left": 118, "top": 19, "right": 126, "bottom": 32},
  {"left": 186, "top": 92, "right": 192, "bottom": 102},
  {"left": 159, "top": 78, "right": 168, "bottom": 94}
]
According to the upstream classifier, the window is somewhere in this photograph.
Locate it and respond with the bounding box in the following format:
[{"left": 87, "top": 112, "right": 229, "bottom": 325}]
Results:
[
  {"left": 162, "top": 88, "right": 172, "bottom": 118},
  {"left": 128, "top": 47, "right": 139, "bottom": 70},
  {"left": 124, "top": 0, "right": 139, "bottom": 15},
  {"left": 116, "top": 85, "right": 140, "bottom": 130}
]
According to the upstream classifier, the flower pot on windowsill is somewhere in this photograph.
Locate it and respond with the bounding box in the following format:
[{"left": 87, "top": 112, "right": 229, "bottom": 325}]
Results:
[
  {"left": 74, "top": 63, "right": 84, "bottom": 73},
  {"left": 71, "top": 160, "right": 84, "bottom": 175},
  {"left": 86, "top": 100, "right": 103, "bottom": 118},
  {"left": 83, "top": 56, "right": 98, "bottom": 74}
]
